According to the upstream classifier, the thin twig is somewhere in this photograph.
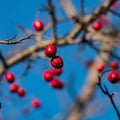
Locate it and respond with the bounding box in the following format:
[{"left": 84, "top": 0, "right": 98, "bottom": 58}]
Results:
[
  {"left": 0, "top": 35, "right": 34, "bottom": 44},
  {"left": 98, "top": 76, "right": 120, "bottom": 120},
  {"left": 109, "top": 9, "right": 120, "bottom": 18},
  {"left": 48, "top": 0, "right": 57, "bottom": 42}
]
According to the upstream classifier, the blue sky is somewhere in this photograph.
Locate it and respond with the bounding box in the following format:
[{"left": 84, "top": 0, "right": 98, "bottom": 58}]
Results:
[{"left": 0, "top": 0, "right": 119, "bottom": 120}]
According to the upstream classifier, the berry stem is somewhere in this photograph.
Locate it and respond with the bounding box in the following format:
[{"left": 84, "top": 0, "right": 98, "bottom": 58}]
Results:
[{"left": 98, "top": 76, "right": 120, "bottom": 119}]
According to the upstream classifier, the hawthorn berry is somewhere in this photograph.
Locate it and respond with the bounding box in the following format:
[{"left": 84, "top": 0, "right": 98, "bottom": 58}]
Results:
[
  {"left": 45, "top": 44, "right": 57, "bottom": 58},
  {"left": 110, "top": 61, "right": 118, "bottom": 70},
  {"left": 5, "top": 72, "right": 15, "bottom": 83},
  {"left": 96, "top": 63, "right": 105, "bottom": 72},
  {"left": 51, "top": 56, "right": 63, "bottom": 69},
  {"left": 53, "top": 68, "right": 62, "bottom": 75},
  {"left": 50, "top": 79, "right": 63, "bottom": 89},
  {"left": 9, "top": 83, "right": 19, "bottom": 93},
  {"left": 33, "top": 20, "right": 44, "bottom": 31},
  {"left": 108, "top": 71, "right": 119, "bottom": 84},
  {"left": 92, "top": 21, "right": 102, "bottom": 30},
  {"left": 43, "top": 70, "right": 53, "bottom": 81},
  {"left": 31, "top": 99, "right": 41, "bottom": 108},
  {"left": 17, "top": 88, "right": 25, "bottom": 97}
]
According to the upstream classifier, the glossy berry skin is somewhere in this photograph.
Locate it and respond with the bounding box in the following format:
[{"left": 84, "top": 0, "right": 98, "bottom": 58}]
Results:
[
  {"left": 17, "top": 88, "right": 25, "bottom": 97},
  {"left": 110, "top": 61, "right": 118, "bottom": 70},
  {"left": 33, "top": 20, "right": 44, "bottom": 31},
  {"left": 108, "top": 71, "right": 119, "bottom": 84},
  {"left": 50, "top": 79, "right": 63, "bottom": 89},
  {"left": 43, "top": 70, "right": 53, "bottom": 81},
  {"left": 45, "top": 44, "right": 57, "bottom": 58},
  {"left": 92, "top": 21, "right": 102, "bottom": 30},
  {"left": 5, "top": 72, "right": 15, "bottom": 83},
  {"left": 9, "top": 83, "right": 19, "bottom": 93},
  {"left": 96, "top": 63, "right": 105, "bottom": 72},
  {"left": 53, "top": 68, "right": 62, "bottom": 75},
  {"left": 51, "top": 56, "right": 63, "bottom": 69},
  {"left": 31, "top": 99, "right": 41, "bottom": 108}
]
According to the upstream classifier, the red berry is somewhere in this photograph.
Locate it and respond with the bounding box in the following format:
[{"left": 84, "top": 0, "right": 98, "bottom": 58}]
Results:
[
  {"left": 17, "top": 88, "right": 25, "bottom": 97},
  {"left": 53, "top": 68, "right": 62, "bottom": 75},
  {"left": 43, "top": 70, "right": 53, "bottom": 81},
  {"left": 50, "top": 79, "right": 63, "bottom": 89},
  {"left": 92, "top": 21, "right": 102, "bottom": 30},
  {"left": 9, "top": 83, "right": 19, "bottom": 93},
  {"left": 108, "top": 71, "right": 119, "bottom": 84},
  {"left": 110, "top": 61, "right": 118, "bottom": 70},
  {"left": 33, "top": 20, "right": 44, "bottom": 31},
  {"left": 31, "top": 99, "right": 41, "bottom": 108},
  {"left": 45, "top": 44, "right": 57, "bottom": 58},
  {"left": 51, "top": 56, "right": 63, "bottom": 69},
  {"left": 96, "top": 63, "right": 105, "bottom": 72},
  {"left": 5, "top": 72, "right": 15, "bottom": 83}
]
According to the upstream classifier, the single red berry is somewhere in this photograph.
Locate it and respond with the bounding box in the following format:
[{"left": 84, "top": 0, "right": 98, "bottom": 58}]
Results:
[
  {"left": 43, "top": 70, "right": 53, "bottom": 81},
  {"left": 50, "top": 79, "right": 63, "bottom": 89},
  {"left": 96, "top": 63, "right": 105, "bottom": 72},
  {"left": 108, "top": 71, "right": 119, "bottom": 84},
  {"left": 53, "top": 68, "right": 62, "bottom": 75},
  {"left": 17, "top": 88, "right": 25, "bottom": 97},
  {"left": 92, "top": 21, "right": 102, "bottom": 30},
  {"left": 33, "top": 20, "right": 44, "bottom": 31},
  {"left": 9, "top": 83, "right": 19, "bottom": 93},
  {"left": 51, "top": 56, "right": 63, "bottom": 69},
  {"left": 5, "top": 72, "right": 15, "bottom": 83},
  {"left": 45, "top": 44, "right": 57, "bottom": 58},
  {"left": 31, "top": 99, "right": 41, "bottom": 108},
  {"left": 110, "top": 61, "right": 118, "bottom": 70}
]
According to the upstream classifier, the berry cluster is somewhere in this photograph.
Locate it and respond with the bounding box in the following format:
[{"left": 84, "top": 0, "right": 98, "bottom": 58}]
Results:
[
  {"left": 43, "top": 68, "right": 63, "bottom": 89},
  {"left": 97, "top": 61, "right": 120, "bottom": 84},
  {"left": 5, "top": 72, "right": 25, "bottom": 97},
  {"left": 45, "top": 44, "right": 63, "bottom": 69},
  {"left": 43, "top": 44, "right": 64, "bottom": 89},
  {"left": 5, "top": 72, "right": 41, "bottom": 109},
  {"left": 33, "top": 20, "right": 64, "bottom": 88}
]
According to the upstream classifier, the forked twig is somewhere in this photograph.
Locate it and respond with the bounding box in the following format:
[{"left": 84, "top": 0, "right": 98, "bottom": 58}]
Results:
[{"left": 98, "top": 75, "right": 120, "bottom": 120}]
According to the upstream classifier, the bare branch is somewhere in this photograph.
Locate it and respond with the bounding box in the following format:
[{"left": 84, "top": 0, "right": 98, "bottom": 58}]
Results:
[{"left": 0, "top": 35, "right": 34, "bottom": 44}]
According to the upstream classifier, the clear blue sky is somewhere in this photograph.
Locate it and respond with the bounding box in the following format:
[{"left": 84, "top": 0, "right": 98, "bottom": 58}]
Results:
[{"left": 0, "top": 0, "right": 119, "bottom": 120}]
